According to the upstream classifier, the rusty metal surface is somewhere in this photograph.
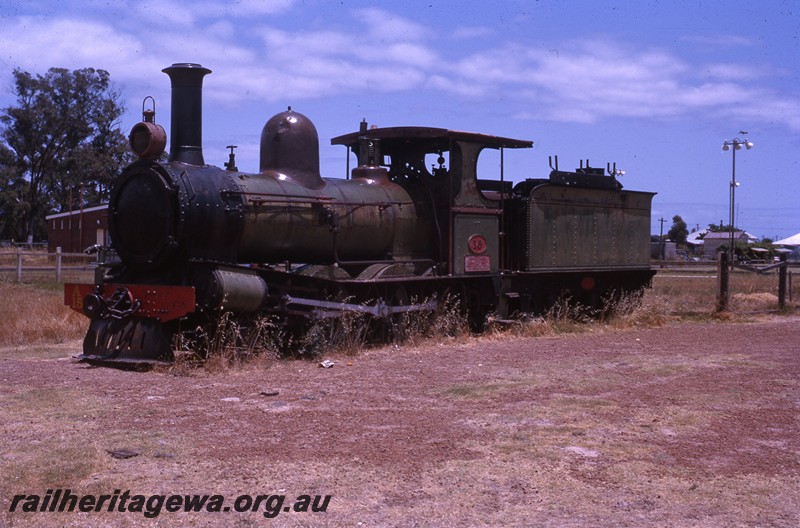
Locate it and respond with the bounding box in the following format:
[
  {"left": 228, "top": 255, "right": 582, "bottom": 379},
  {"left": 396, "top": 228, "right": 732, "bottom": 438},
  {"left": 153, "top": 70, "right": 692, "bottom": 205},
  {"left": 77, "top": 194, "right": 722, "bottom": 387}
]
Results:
[
  {"left": 235, "top": 171, "right": 432, "bottom": 264},
  {"left": 109, "top": 152, "right": 434, "bottom": 270},
  {"left": 259, "top": 108, "right": 324, "bottom": 189},
  {"left": 128, "top": 121, "right": 166, "bottom": 159}
]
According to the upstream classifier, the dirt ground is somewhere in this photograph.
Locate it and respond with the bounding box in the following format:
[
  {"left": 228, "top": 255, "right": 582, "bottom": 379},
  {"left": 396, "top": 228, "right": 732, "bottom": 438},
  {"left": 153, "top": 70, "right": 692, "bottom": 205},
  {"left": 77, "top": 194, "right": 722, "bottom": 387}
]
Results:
[{"left": 1, "top": 315, "right": 799, "bottom": 527}]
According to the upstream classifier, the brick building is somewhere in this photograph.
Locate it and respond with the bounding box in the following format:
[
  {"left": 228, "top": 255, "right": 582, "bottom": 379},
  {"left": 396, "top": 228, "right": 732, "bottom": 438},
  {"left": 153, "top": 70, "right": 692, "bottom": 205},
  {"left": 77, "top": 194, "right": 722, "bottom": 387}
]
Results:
[{"left": 45, "top": 204, "right": 109, "bottom": 253}]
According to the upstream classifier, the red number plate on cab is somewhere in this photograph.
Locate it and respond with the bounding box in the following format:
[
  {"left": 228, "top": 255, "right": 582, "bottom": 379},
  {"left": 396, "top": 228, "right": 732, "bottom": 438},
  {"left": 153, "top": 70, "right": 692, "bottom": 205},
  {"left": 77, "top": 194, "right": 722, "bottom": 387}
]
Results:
[{"left": 464, "top": 255, "right": 491, "bottom": 273}]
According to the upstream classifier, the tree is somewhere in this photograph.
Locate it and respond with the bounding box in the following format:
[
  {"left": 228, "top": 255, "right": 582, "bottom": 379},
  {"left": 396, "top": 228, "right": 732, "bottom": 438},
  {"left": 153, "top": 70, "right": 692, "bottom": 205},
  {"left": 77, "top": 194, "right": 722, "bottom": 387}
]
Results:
[
  {"left": 707, "top": 223, "right": 738, "bottom": 233},
  {"left": 0, "top": 67, "right": 132, "bottom": 242},
  {"left": 0, "top": 142, "right": 28, "bottom": 240},
  {"left": 667, "top": 215, "right": 688, "bottom": 245}
]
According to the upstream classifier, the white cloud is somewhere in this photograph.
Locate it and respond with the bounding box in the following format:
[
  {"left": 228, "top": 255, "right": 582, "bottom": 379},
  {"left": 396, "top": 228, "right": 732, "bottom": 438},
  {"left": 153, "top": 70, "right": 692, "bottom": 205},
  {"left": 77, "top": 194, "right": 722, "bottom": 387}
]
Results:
[
  {"left": 451, "top": 26, "right": 493, "bottom": 40},
  {"left": 383, "top": 43, "right": 438, "bottom": 68},
  {"left": 244, "top": 21, "right": 436, "bottom": 100},
  {"left": 133, "top": 0, "right": 295, "bottom": 23},
  {"left": 427, "top": 75, "right": 487, "bottom": 98},
  {"left": 680, "top": 34, "right": 756, "bottom": 48},
  {"left": 259, "top": 28, "right": 355, "bottom": 60},
  {"left": 206, "top": 20, "right": 236, "bottom": 39},
  {"left": 701, "top": 63, "right": 767, "bottom": 81},
  {"left": 131, "top": 1, "right": 196, "bottom": 27},
  {"left": 725, "top": 96, "right": 800, "bottom": 133},
  {"left": 209, "top": 0, "right": 295, "bottom": 16},
  {"left": 352, "top": 7, "right": 427, "bottom": 42},
  {"left": 0, "top": 17, "right": 155, "bottom": 78},
  {"left": 433, "top": 40, "right": 800, "bottom": 131},
  {"left": 1, "top": 6, "right": 798, "bottom": 135}
]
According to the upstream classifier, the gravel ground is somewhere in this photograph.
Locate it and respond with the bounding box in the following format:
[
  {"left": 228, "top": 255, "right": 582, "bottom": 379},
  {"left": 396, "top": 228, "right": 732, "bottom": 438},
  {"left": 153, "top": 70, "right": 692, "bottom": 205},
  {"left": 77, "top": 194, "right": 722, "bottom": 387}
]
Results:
[{"left": 1, "top": 315, "right": 799, "bottom": 527}]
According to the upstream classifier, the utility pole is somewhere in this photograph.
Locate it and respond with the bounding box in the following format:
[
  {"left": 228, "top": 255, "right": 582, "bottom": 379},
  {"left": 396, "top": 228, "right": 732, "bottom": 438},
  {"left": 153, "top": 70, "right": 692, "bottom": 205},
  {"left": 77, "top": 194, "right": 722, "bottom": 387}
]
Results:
[{"left": 659, "top": 217, "right": 666, "bottom": 261}]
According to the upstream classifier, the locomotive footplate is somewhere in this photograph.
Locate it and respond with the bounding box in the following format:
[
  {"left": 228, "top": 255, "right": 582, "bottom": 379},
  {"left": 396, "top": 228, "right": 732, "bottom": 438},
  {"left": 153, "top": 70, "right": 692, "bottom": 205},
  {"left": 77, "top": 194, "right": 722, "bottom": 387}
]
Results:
[
  {"left": 65, "top": 283, "right": 196, "bottom": 322},
  {"left": 64, "top": 282, "right": 194, "bottom": 366}
]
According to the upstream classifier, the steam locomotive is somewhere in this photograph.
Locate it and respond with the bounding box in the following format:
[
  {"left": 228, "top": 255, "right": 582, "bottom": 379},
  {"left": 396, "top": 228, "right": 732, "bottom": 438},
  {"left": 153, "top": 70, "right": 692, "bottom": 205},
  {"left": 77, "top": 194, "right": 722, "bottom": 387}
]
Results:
[{"left": 65, "top": 63, "right": 655, "bottom": 364}]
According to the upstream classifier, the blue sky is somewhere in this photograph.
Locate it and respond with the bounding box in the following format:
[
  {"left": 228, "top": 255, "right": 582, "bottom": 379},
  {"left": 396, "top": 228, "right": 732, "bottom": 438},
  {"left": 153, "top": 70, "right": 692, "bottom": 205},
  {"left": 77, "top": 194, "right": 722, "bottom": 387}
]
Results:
[{"left": 1, "top": 0, "right": 798, "bottom": 239}]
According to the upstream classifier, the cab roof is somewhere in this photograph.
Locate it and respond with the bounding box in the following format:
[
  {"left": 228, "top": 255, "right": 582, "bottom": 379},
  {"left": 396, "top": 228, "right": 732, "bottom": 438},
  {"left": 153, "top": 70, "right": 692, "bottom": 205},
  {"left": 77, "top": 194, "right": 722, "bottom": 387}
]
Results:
[{"left": 331, "top": 126, "right": 533, "bottom": 151}]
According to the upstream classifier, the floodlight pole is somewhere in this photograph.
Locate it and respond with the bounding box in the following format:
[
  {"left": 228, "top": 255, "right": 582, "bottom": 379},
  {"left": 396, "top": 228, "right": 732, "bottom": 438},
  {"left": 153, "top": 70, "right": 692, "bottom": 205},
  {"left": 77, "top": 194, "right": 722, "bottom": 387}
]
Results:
[
  {"left": 730, "top": 144, "right": 736, "bottom": 267},
  {"left": 722, "top": 137, "right": 753, "bottom": 270}
]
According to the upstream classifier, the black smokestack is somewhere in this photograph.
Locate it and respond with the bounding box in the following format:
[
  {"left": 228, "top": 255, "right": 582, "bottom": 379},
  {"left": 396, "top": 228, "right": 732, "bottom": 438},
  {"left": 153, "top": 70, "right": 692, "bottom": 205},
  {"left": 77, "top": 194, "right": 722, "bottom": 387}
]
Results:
[{"left": 162, "top": 63, "right": 211, "bottom": 165}]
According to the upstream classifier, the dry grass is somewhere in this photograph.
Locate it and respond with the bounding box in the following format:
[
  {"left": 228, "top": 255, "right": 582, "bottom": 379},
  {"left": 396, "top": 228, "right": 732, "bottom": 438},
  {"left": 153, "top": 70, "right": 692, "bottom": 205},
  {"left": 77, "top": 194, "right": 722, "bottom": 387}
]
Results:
[
  {"left": 389, "top": 294, "right": 470, "bottom": 346},
  {"left": 171, "top": 312, "right": 284, "bottom": 373},
  {"left": 0, "top": 282, "right": 86, "bottom": 348},
  {"left": 298, "top": 309, "right": 373, "bottom": 356},
  {"left": 173, "top": 294, "right": 471, "bottom": 372},
  {"left": 0, "top": 385, "right": 110, "bottom": 499},
  {"left": 480, "top": 269, "right": 796, "bottom": 341},
  {"left": 651, "top": 270, "right": 795, "bottom": 315},
  {"left": 1, "top": 267, "right": 794, "bottom": 363}
]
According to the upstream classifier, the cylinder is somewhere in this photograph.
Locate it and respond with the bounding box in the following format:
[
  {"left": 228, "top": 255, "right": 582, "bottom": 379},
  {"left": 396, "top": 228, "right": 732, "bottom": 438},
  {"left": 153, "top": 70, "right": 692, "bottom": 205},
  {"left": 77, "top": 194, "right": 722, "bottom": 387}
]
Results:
[{"left": 199, "top": 269, "right": 268, "bottom": 313}]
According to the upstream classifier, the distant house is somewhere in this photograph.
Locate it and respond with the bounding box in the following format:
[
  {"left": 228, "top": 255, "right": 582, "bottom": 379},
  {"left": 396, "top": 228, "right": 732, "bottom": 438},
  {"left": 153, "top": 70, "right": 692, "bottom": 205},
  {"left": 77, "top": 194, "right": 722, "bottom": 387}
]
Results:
[
  {"left": 686, "top": 229, "right": 707, "bottom": 257},
  {"left": 774, "top": 232, "right": 800, "bottom": 246},
  {"left": 702, "top": 231, "right": 749, "bottom": 260},
  {"left": 45, "top": 204, "right": 109, "bottom": 253},
  {"left": 686, "top": 229, "right": 707, "bottom": 247}
]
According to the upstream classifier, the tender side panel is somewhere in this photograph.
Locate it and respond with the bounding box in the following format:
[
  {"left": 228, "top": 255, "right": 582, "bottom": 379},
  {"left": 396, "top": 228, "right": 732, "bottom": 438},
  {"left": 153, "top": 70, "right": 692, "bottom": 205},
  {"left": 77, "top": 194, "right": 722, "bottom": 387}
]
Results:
[{"left": 527, "top": 185, "right": 654, "bottom": 269}]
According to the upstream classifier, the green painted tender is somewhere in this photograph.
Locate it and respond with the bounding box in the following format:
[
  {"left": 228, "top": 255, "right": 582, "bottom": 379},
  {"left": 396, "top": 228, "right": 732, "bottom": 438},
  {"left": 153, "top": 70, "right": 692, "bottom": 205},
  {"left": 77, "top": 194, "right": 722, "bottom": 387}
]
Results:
[{"left": 526, "top": 182, "right": 654, "bottom": 270}]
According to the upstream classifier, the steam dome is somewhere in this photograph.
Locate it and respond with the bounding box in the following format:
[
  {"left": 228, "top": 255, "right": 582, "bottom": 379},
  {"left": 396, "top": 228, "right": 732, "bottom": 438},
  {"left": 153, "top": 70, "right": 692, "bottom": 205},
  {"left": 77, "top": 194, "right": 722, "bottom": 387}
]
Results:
[{"left": 259, "top": 107, "right": 323, "bottom": 189}]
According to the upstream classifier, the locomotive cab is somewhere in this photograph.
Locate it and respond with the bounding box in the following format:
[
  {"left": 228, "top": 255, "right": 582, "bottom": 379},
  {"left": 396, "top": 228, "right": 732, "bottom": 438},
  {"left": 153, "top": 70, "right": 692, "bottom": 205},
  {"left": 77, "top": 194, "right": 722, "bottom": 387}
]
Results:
[{"left": 332, "top": 126, "right": 533, "bottom": 276}]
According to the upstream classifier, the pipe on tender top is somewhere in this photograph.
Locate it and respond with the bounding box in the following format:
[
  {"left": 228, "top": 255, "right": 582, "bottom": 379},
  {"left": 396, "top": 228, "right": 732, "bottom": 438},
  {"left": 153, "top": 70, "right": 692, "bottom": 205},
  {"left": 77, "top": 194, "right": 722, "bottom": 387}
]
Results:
[{"left": 162, "top": 63, "right": 211, "bottom": 165}]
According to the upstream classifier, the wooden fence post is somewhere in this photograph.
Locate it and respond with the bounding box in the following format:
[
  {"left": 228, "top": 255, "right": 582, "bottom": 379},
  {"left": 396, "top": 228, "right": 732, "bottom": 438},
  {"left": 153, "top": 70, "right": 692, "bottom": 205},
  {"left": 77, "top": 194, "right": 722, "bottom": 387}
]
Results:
[
  {"left": 56, "top": 247, "right": 63, "bottom": 283},
  {"left": 16, "top": 248, "right": 23, "bottom": 283},
  {"left": 778, "top": 253, "right": 787, "bottom": 310},
  {"left": 717, "top": 251, "right": 729, "bottom": 312}
]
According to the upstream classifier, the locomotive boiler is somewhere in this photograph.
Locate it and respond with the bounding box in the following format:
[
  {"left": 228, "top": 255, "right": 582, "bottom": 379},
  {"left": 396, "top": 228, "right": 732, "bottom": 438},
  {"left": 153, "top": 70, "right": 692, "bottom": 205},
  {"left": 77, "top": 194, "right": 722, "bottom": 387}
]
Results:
[{"left": 65, "top": 63, "right": 655, "bottom": 365}]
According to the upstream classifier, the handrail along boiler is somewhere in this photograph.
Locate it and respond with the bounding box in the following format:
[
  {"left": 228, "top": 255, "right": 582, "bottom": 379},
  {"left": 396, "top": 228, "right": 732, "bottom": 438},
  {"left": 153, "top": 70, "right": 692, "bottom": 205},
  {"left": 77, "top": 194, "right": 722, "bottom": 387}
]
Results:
[{"left": 65, "top": 63, "right": 655, "bottom": 364}]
